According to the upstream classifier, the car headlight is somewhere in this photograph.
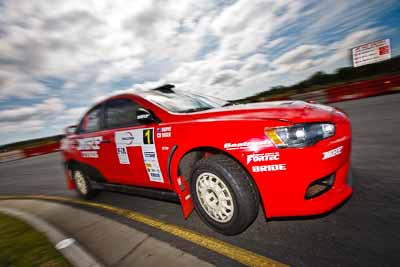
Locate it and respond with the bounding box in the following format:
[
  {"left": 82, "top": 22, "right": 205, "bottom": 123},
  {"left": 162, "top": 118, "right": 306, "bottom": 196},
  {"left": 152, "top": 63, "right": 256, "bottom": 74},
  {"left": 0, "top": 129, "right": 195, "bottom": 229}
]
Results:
[{"left": 265, "top": 123, "right": 335, "bottom": 148}]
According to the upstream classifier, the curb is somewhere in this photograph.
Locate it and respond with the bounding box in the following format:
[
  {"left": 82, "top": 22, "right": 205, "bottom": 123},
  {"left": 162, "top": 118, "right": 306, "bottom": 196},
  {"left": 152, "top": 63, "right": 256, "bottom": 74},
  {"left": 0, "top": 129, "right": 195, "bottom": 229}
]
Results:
[
  {"left": 0, "top": 207, "right": 104, "bottom": 267},
  {"left": 0, "top": 199, "right": 216, "bottom": 267},
  {"left": 0, "top": 196, "right": 287, "bottom": 267}
]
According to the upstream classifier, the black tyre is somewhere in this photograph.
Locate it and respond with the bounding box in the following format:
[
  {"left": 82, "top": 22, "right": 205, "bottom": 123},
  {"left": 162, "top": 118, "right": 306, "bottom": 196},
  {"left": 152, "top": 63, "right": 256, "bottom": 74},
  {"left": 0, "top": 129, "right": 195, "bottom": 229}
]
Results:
[
  {"left": 190, "top": 154, "right": 259, "bottom": 235},
  {"left": 72, "top": 169, "right": 98, "bottom": 199}
]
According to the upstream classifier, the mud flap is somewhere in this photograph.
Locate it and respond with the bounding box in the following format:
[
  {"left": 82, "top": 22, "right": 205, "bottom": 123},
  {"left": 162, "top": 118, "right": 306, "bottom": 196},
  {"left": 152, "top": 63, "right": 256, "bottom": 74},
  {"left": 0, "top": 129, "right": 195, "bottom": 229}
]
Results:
[
  {"left": 65, "top": 168, "right": 76, "bottom": 190},
  {"left": 168, "top": 147, "right": 193, "bottom": 218},
  {"left": 176, "top": 175, "right": 194, "bottom": 218}
]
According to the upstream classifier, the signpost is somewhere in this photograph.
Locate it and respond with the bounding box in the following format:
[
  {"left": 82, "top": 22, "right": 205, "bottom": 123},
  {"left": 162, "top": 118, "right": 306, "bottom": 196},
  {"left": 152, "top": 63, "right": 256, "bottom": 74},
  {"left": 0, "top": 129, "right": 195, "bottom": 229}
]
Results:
[{"left": 352, "top": 39, "right": 391, "bottom": 67}]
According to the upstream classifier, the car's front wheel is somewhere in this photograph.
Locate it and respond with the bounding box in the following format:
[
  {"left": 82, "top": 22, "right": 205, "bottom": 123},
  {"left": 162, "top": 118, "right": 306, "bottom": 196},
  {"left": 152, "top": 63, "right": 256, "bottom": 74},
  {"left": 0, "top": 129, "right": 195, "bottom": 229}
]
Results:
[
  {"left": 73, "top": 169, "right": 98, "bottom": 199},
  {"left": 190, "top": 154, "right": 259, "bottom": 235}
]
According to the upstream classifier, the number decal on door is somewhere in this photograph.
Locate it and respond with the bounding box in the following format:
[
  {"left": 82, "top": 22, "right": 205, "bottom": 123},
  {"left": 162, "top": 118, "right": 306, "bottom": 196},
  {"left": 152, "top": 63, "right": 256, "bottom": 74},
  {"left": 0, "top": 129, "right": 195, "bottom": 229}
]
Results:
[
  {"left": 115, "top": 128, "right": 164, "bottom": 183},
  {"left": 143, "top": 129, "right": 154, "bottom": 144}
]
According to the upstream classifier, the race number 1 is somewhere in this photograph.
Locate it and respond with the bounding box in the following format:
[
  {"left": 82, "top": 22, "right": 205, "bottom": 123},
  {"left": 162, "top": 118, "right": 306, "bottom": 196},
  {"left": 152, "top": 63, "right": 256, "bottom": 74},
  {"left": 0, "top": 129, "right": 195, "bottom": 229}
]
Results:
[{"left": 143, "top": 129, "right": 154, "bottom": 144}]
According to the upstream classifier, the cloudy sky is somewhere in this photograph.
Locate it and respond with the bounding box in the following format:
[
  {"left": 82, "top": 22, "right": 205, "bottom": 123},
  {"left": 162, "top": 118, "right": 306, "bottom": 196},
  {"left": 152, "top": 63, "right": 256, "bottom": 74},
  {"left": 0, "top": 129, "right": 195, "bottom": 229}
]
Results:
[{"left": 0, "top": 0, "right": 399, "bottom": 145}]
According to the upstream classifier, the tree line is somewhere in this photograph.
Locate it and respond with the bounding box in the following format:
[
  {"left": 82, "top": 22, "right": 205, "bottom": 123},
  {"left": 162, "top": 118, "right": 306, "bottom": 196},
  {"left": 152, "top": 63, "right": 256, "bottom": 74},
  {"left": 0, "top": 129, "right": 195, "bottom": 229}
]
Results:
[{"left": 236, "top": 55, "right": 400, "bottom": 103}]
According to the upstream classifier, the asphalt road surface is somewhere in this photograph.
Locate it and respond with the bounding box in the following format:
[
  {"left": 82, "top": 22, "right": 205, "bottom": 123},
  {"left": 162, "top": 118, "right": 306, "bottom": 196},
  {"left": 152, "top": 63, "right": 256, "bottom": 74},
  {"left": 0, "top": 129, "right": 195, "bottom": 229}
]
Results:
[{"left": 1, "top": 94, "right": 399, "bottom": 266}]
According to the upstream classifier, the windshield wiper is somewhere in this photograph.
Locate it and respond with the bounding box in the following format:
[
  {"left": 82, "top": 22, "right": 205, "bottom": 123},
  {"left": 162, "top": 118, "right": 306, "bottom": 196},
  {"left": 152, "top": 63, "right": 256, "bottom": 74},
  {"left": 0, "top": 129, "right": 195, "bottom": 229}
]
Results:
[
  {"left": 181, "top": 107, "right": 212, "bottom": 113},
  {"left": 222, "top": 101, "right": 235, "bottom": 107}
]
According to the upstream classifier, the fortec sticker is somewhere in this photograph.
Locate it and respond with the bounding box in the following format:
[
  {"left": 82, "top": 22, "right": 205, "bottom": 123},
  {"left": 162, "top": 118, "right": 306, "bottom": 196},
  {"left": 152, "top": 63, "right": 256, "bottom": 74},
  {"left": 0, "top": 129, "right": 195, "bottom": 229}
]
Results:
[
  {"left": 247, "top": 152, "right": 279, "bottom": 164},
  {"left": 322, "top": 146, "right": 343, "bottom": 160},
  {"left": 224, "top": 140, "right": 273, "bottom": 151},
  {"left": 248, "top": 152, "right": 286, "bottom": 172}
]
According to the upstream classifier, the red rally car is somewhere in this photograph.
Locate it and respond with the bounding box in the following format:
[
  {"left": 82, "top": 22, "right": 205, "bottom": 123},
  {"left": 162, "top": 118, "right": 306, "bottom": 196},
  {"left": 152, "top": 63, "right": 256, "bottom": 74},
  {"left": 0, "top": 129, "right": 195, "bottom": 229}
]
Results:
[{"left": 62, "top": 84, "right": 353, "bottom": 235}]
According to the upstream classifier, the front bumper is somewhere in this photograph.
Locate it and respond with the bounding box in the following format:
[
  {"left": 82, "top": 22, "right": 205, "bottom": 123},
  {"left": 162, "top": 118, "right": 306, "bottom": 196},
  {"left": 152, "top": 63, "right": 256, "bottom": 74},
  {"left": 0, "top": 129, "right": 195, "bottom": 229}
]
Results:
[
  {"left": 262, "top": 161, "right": 352, "bottom": 218},
  {"left": 243, "top": 117, "right": 353, "bottom": 218}
]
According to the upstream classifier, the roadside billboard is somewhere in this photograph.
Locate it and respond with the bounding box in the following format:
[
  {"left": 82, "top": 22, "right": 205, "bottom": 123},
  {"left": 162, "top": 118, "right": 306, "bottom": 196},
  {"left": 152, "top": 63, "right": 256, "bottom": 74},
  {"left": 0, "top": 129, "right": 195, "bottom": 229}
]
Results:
[{"left": 352, "top": 39, "right": 391, "bottom": 67}]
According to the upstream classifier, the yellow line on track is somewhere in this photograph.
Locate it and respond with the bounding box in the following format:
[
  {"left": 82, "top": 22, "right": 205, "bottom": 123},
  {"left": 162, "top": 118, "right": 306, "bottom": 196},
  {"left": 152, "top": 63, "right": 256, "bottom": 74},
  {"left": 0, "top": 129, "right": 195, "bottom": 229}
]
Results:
[{"left": 0, "top": 195, "right": 288, "bottom": 267}]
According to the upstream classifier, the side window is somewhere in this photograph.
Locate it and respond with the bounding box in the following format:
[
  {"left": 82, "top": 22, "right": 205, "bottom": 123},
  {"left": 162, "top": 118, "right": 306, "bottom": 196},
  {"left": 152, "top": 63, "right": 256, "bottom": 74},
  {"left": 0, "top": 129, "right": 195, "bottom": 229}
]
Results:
[
  {"left": 80, "top": 106, "right": 102, "bottom": 133},
  {"left": 105, "top": 99, "right": 141, "bottom": 129}
]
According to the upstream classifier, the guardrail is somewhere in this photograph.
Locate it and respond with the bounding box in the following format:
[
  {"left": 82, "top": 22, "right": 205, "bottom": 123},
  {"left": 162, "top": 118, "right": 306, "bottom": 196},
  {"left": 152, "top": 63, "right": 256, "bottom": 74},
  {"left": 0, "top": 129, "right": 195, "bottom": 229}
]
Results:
[
  {"left": 288, "top": 74, "right": 400, "bottom": 103},
  {"left": 23, "top": 143, "right": 60, "bottom": 158},
  {"left": 0, "top": 142, "right": 60, "bottom": 163},
  {"left": 0, "top": 150, "right": 26, "bottom": 163}
]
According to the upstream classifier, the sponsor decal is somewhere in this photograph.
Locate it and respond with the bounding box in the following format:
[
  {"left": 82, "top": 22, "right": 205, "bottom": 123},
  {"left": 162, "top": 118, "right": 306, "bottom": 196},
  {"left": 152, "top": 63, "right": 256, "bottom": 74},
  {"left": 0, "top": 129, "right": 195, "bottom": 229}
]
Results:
[
  {"left": 77, "top": 136, "right": 102, "bottom": 150},
  {"left": 120, "top": 132, "right": 135, "bottom": 145},
  {"left": 224, "top": 140, "right": 273, "bottom": 151},
  {"left": 114, "top": 128, "right": 164, "bottom": 183},
  {"left": 116, "top": 146, "right": 129, "bottom": 164},
  {"left": 252, "top": 164, "right": 287, "bottom": 172},
  {"left": 144, "top": 151, "right": 155, "bottom": 158},
  {"left": 115, "top": 130, "right": 143, "bottom": 165},
  {"left": 145, "top": 162, "right": 157, "bottom": 173},
  {"left": 116, "top": 130, "right": 142, "bottom": 146},
  {"left": 137, "top": 113, "right": 151, "bottom": 120},
  {"left": 81, "top": 151, "right": 99, "bottom": 158},
  {"left": 322, "top": 146, "right": 343, "bottom": 160},
  {"left": 247, "top": 152, "right": 279, "bottom": 164},
  {"left": 157, "top": 126, "right": 172, "bottom": 138},
  {"left": 77, "top": 136, "right": 102, "bottom": 159},
  {"left": 142, "top": 143, "right": 164, "bottom": 183},
  {"left": 143, "top": 129, "right": 154, "bottom": 144}
]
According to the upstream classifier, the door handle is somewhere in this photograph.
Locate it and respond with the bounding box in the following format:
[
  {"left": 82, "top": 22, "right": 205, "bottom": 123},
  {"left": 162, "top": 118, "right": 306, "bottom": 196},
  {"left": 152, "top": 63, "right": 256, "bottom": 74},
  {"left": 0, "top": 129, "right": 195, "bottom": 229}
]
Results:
[{"left": 101, "top": 139, "right": 112, "bottom": 144}]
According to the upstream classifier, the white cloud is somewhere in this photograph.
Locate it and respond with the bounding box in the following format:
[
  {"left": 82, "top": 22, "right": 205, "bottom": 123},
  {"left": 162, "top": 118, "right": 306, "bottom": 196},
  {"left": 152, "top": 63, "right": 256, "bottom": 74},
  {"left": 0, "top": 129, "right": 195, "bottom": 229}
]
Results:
[
  {"left": 0, "top": 0, "right": 393, "bottom": 102},
  {"left": 0, "top": 0, "right": 217, "bottom": 97},
  {"left": 0, "top": 0, "right": 396, "bottom": 143},
  {"left": 210, "top": 69, "right": 241, "bottom": 86},
  {"left": 58, "top": 107, "right": 87, "bottom": 124},
  {"left": 273, "top": 45, "right": 325, "bottom": 66},
  {"left": 95, "top": 58, "right": 143, "bottom": 84},
  {"left": 0, "top": 98, "right": 65, "bottom": 122},
  {"left": 303, "top": 0, "right": 395, "bottom": 39},
  {"left": 210, "top": 0, "right": 304, "bottom": 59},
  {"left": 0, "top": 98, "right": 88, "bottom": 140},
  {"left": 0, "top": 120, "right": 44, "bottom": 134},
  {"left": 264, "top": 38, "right": 287, "bottom": 49},
  {"left": 0, "top": 70, "right": 48, "bottom": 99}
]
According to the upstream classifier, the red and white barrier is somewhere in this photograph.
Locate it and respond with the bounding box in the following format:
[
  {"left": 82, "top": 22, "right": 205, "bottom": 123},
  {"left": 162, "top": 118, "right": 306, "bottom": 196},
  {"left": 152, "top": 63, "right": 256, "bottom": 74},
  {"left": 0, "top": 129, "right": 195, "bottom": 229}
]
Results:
[
  {"left": 289, "top": 74, "right": 400, "bottom": 104},
  {"left": 0, "top": 142, "right": 60, "bottom": 163},
  {"left": 0, "top": 150, "right": 26, "bottom": 163},
  {"left": 23, "top": 142, "right": 60, "bottom": 158}
]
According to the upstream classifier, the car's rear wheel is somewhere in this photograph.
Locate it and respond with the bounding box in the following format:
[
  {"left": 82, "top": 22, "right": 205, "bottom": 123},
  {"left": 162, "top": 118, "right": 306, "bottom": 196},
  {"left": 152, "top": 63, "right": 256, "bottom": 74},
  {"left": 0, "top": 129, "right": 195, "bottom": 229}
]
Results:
[
  {"left": 190, "top": 154, "right": 259, "bottom": 235},
  {"left": 73, "top": 169, "right": 98, "bottom": 199}
]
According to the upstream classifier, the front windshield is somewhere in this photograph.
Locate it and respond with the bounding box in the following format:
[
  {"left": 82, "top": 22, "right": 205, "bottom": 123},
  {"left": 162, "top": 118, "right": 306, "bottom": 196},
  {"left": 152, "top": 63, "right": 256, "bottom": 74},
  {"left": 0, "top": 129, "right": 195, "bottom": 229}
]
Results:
[{"left": 139, "top": 90, "right": 228, "bottom": 113}]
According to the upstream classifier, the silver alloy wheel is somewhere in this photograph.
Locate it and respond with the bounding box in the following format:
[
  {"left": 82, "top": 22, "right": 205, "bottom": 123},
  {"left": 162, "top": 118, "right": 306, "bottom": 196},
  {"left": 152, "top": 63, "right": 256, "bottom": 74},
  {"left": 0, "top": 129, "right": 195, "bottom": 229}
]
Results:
[
  {"left": 74, "top": 170, "right": 88, "bottom": 195},
  {"left": 195, "top": 172, "right": 234, "bottom": 223}
]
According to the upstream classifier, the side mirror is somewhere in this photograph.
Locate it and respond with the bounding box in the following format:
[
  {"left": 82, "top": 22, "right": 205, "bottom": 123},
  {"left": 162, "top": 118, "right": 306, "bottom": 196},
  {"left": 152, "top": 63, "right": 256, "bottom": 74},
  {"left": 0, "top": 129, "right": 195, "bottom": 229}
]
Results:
[
  {"left": 136, "top": 108, "right": 156, "bottom": 123},
  {"left": 65, "top": 125, "right": 78, "bottom": 135}
]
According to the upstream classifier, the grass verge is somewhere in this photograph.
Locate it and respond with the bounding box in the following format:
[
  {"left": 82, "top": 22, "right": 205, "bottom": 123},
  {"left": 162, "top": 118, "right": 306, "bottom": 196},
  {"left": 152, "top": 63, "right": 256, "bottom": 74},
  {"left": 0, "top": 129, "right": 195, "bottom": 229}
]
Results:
[{"left": 0, "top": 212, "right": 72, "bottom": 267}]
